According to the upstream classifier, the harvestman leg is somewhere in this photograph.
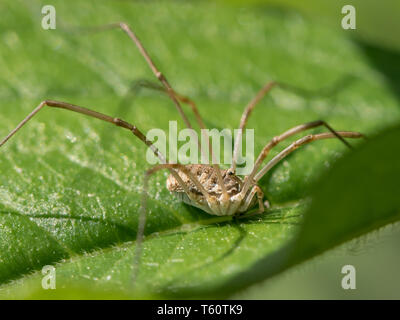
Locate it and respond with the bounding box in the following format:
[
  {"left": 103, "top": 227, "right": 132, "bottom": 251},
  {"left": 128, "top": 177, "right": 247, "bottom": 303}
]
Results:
[
  {"left": 254, "top": 131, "right": 363, "bottom": 182},
  {"left": 0, "top": 100, "right": 207, "bottom": 281},
  {"left": 231, "top": 81, "right": 356, "bottom": 172},
  {"left": 233, "top": 131, "right": 363, "bottom": 217},
  {"left": 0, "top": 100, "right": 219, "bottom": 283},
  {"left": 239, "top": 185, "right": 265, "bottom": 214},
  {"left": 168, "top": 88, "right": 222, "bottom": 169},
  {"left": 84, "top": 22, "right": 229, "bottom": 200},
  {"left": 123, "top": 79, "right": 212, "bottom": 161},
  {"left": 0, "top": 100, "right": 157, "bottom": 152},
  {"left": 0, "top": 99, "right": 201, "bottom": 206},
  {"left": 112, "top": 22, "right": 226, "bottom": 195},
  {"left": 241, "top": 120, "right": 363, "bottom": 196},
  {"left": 132, "top": 163, "right": 219, "bottom": 282},
  {"left": 232, "top": 81, "right": 277, "bottom": 172},
  {"left": 124, "top": 80, "right": 207, "bottom": 131}
]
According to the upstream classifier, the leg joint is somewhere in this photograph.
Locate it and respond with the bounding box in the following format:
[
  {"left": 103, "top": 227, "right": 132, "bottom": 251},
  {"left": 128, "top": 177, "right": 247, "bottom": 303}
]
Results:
[
  {"left": 113, "top": 117, "right": 133, "bottom": 130},
  {"left": 119, "top": 22, "right": 129, "bottom": 31},
  {"left": 295, "top": 134, "right": 314, "bottom": 147},
  {"left": 271, "top": 136, "right": 280, "bottom": 146},
  {"left": 42, "top": 99, "right": 59, "bottom": 107},
  {"left": 156, "top": 71, "right": 165, "bottom": 81}
]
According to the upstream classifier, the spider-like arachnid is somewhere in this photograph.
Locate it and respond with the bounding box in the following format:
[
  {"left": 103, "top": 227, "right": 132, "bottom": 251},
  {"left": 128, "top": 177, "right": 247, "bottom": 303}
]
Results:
[{"left": 0, "top": 23, "right": 363, "bottom": 277}]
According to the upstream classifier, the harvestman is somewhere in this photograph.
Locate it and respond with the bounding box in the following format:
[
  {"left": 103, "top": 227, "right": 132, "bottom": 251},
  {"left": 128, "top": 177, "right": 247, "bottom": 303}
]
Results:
[{"left": 0, "top": 23, "right": 363, "bottom": 281}]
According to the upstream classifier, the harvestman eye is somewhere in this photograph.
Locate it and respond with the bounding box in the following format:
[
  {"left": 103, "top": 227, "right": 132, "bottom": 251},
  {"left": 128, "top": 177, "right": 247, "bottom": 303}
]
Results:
[{"left": 0, "top": 22, "right": 364, "bottom": 284}]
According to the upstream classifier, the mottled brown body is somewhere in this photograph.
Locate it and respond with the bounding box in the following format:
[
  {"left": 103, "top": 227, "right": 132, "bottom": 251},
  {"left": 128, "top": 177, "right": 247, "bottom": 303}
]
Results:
[{"left": 166, "top": 164, "right": 261, "bottom": 215}]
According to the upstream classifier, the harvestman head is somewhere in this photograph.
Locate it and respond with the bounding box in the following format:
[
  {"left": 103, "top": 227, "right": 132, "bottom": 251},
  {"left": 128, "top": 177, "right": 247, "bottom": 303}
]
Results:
[{"left": 0, "top": 22, "right": 364, "bottom": 284}]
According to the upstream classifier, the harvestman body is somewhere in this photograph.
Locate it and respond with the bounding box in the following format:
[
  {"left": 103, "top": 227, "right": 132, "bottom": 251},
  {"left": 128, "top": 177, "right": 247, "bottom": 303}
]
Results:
[{"left": 0, "top": 23, "right": 363, "bottom": 280}]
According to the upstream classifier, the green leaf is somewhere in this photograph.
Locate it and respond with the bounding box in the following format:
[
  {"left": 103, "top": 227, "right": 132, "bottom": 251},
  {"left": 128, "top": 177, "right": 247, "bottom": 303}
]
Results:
[
  {"left": 176, "top": 124, "right": 400, "bottom": 298},
  {"left": 0, "top": 0, "right": 399, "bottom": 298}
]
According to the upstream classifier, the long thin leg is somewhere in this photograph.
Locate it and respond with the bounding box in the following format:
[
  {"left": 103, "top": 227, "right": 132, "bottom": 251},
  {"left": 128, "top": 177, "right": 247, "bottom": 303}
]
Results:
[
  {"left": 241, "top": 120, "right": 363, "bottom": 195},
  {"left": 232, "top": 81, "right": 277, "bottom": 171},
  {"left": 159, "top": 87, "right": 218, "bottom": 168},
  {"left": 79, "top": 22, "right": 229, "bottom": 199},
  {"left": 98, "top": 23, "right": 227, "bottom": 198},
  {"left": 255, "top": 131, "right": 363, "bottom": 182},
  {"left": 239, "top": 185, "right": 265, "bottom": 214},
  {"left": 125, "top": 79, "right": 207, "bottom": 130},
  {"left": 72, "top": 25, "right": 201, "bottom": 132},
  {"left": 123, "top": 79, "right": 214, "bottom": 162},
  {"left": 231, "top": 80, "right": 360, "bottom": 172},
  {"left": 94, "top": 23, "right": 193, "bottom": 130},
  {"left": 132, "top": 163, "right": 214, "bottom": 283},
  {"left": 0, "top": 99, "right": 202, "bottom": 199},
  {"left": 0, "top": 101, "right": 208, "bottom": 285},
  {"left": 0, "top": 99, "right": 169, "bottom": 161}
]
